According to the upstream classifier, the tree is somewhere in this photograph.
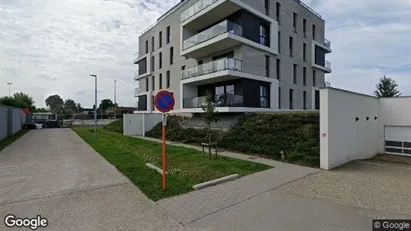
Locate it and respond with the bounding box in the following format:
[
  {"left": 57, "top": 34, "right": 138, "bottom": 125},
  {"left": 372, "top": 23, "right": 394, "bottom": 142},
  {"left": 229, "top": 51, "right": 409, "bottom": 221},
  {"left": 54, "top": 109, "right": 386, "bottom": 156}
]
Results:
[
  {"left": 0, "top": 96, "right": 17, "bottom": 107},
  {"left": 99, "top": 99, "right": 114, "bottom": 112},
  {"left": 13, "top": 92, "right": 36, "bottom": 112},
  {"left": 63, "top": 99, "right": 77, "bottom": 115},
  {"left": 35, "top": 108, "right": 49, "bottom": 113},
  {"left": 45, "top": 95, "right": 64, "bottom": 114},
  {"left": 201, "top": 92, "right": 219, "bottom": 147},
  {"left": 374, "top": 76, "right": 401, "bottom": 97},
  {"left": 76, "top": 103, "right": 83, "bottom": 112}
]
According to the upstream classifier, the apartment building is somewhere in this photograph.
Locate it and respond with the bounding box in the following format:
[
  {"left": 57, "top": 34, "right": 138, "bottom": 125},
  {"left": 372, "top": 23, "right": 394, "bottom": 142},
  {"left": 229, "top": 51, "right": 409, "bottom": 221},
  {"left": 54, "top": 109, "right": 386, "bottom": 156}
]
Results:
[{"left": 134, "top": 0, "right": 331, "bottom": 112}]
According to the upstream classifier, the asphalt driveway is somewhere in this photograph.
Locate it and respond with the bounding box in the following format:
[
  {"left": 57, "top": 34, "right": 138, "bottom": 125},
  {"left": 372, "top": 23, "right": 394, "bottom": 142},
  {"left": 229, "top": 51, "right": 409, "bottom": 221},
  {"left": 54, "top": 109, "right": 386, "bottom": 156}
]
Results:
[{"left": 0, "top": 129, "right": 182, "bottom": 231}]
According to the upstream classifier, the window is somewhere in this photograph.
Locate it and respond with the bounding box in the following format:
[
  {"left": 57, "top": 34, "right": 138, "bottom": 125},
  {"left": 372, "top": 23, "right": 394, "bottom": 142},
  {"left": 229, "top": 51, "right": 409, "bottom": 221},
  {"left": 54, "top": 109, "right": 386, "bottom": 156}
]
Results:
[
  {"left": 170, "top": 47, "right": 173, "bottom": 65},
  {"left": 152, "top": 76, "right": 155, "bottom": 91},
  {"left": 293, "top": 12, "right": 297, "bottom": 32},
  {"left": 313, "top": 70, "right": 316, "bottom": 86},
  {"left": 303, "top": 91, "right": 307, "bottom": 110},
  {"left": 259, "top": 25, "right": 269, "bottom": 46},
  {"left": 265, "top": 56, "right": 270, "bottom": 77},
  {"left": 303, "top": 67, "right": 307, "bottom": 85},
  {"left": 276, "top": 2, "right": 280, "bottom": 23},
  {"left": 276, "top": 59, "right": 280, "bottom": 79},
  {"left": 152, "top": 96, "right": 155, "bottom": 111},
  {"left": 151, "top": 36, "right": 154, "bottom": 52},
  {"left": 145, "top": 40, "right": 148, "bottom": 54},
  {"left": 166, "top": 26, "right": 171, "bottom": 44},
  {"left": 159, "top": 52, "right": 162, "bottom": 69},
  {"left": 289, "top": 36, "right": 293, "bottom": 57},
  {"left": 293, "top": 64, "right": 297, "bottom": 84},
  {"left": 260, "top": 85, "right": 269, "bottom": 108},
  {"left": 198, "top": 60, "right": 203, "bottom": 65},
  {"left": 159, "top": 31, "right": 162, "bottom": 48},
  {"left": 303, "top": 18, "right": 307, "bottom": 38},
  {"left": 303, "top": 43, "right": 307, "bottom": 62},
  {"left": 181, "top": 65, "right": 186, "bottom": 70},
  {"left": 289, "top": 89, "right": 294, "bottom": 109},
  {"left": 278, "top": 87, "right": 281, "bottom": 109},
  {"left": 265, "top": 0, "right": 269, "bottom": 16},
  {"left": 145, "top": 77, "right": 149, "bottom": 91},
  {"left": 312, "top": 24, "right": 316, "bottom": 40},
  {"left": 278, "top": 31, "right": 281, "bottom": 53},
  {"left": 166, "top": 71, "right": 170, "bottom": 88},
  {"left": 159, "top": 73, "right": 162, "bottom": 89},
  {"left": 151, "top": 56, "right": 155, "bottom": 71}
]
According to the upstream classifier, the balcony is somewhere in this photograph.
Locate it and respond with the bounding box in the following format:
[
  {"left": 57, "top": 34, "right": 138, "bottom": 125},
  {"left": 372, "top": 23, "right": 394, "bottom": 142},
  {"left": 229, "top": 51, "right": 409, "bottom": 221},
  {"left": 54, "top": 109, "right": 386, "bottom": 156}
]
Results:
[
  {"left": 181, "top": 0, "right": 219, "bottom": 22},
  {"left": 133, "top": 52, "right": 139, "bottom": 64},
  {"left": 324, "top": 39, "right": 331, "bottom": 49},
  {"left": 183, "top": 94, "right": 244, "bottom": 108},
  {"left": 182, "top": 58, "right": 242, "bottom": 80},
  {"left": 325, "top": 60, "right": 331, "bottom": 69},
  {"left": 134, "top": 87, "right": 140, "bottom": 97},
  {"left": 182, "top": 20, "right": 244, "bottom": 58},
  {"left": 312, "top": 60, "right": 332, "bottom": 73}
]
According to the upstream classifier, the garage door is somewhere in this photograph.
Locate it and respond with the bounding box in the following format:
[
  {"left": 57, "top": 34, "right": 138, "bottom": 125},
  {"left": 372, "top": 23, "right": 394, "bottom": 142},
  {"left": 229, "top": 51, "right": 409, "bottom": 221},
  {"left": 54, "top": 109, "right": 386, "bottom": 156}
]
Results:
[{"left": 385, "top": 126, "right": 411, "bottom": 156}]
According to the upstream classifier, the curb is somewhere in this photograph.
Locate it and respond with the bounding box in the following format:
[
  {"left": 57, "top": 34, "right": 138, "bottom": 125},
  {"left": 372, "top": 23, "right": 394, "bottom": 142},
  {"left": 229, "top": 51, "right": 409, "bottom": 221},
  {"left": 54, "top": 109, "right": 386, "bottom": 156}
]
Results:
[{"left": 193, "top": 174, "right": 240, "bottom": 190}]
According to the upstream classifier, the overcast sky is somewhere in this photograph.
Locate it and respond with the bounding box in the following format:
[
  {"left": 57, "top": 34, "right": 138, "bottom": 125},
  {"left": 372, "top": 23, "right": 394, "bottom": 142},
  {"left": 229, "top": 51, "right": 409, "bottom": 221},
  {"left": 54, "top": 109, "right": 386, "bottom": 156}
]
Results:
[{"left": 1, "top": 0, "right": 410, "bottom": 108}]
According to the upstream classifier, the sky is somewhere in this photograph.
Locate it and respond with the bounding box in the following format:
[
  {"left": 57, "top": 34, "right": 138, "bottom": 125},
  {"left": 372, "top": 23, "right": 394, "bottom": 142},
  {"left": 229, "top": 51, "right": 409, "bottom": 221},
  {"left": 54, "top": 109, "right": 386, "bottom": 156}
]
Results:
[{"left": 0, "top": 0, "right": 410, "bottom": 108}]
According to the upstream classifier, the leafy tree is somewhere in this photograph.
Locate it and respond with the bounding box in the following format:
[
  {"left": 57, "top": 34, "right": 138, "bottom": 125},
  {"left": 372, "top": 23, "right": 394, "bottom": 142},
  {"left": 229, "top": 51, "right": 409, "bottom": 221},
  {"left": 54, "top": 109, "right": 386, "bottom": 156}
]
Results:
[
  {"left": 374, "top": 75, "right": 401, "bottom": 97},
  {"left": 99, "top": 99, "right": 114, "bottom": 112},
  {"left": 76, "top": 103, "right": 83, "bottom": 112},
  {"left": 45, "top": 95, "right": 64, "bottom": 114},
  {"left": 0, "top": 96, "right": 17, "bottom": 107},
  {"left": 12, "top": 92, "right": 36, "bottom": 112},
  {"left": 35, "top": 108, "right": 49, "bottom": 113},
  {"left": 201, "top": 92, "right": 219, "bottom": 146}
]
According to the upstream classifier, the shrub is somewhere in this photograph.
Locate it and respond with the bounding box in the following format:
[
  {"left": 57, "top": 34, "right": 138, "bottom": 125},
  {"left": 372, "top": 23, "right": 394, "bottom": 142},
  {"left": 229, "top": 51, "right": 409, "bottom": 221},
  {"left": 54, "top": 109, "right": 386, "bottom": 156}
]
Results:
[
  {"left": 146, "top": 112, "right": 320, "bottom": 167},
  {"left": 104, "top": 119, "right": 123, "bottom": 134}
]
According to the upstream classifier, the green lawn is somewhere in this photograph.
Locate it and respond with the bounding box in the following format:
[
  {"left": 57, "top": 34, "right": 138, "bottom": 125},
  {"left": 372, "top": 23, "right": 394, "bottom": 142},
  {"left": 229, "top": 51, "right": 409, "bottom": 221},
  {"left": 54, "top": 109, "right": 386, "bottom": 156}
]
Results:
[
  {"left": 0, "top": 129, "right": 29, "bottom": 152},
  {"left": 73, "top": 127, "right": 271, "bottom": 201}
]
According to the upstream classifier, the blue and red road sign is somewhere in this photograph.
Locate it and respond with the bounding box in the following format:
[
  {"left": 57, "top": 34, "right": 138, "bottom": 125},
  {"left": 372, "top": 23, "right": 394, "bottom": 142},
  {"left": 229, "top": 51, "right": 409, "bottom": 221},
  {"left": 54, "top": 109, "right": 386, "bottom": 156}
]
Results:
[{"left": 154, "top": 90, "right": 175, "bottom": 113}]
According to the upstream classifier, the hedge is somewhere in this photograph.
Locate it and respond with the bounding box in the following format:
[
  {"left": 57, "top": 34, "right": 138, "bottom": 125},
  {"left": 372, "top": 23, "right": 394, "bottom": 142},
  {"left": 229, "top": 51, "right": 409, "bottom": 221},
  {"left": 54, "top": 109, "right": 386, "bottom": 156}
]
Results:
[
  {"left": 146, "top": 112, "right": 320, "bottom": 167},
  {"left": 104, "top": 119, "right": 123, "bottom": 134}
]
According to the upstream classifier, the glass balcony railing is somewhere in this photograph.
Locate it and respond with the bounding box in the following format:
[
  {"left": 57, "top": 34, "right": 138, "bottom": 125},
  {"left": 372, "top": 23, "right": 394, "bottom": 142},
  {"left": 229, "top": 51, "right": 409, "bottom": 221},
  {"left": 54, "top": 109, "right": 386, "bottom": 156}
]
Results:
[
  {"left": 181, "top": 58, "right": 242, "bottom": 80},
  {"left": 134, "top": 88, "right": 140, "bottom": 96},
  {"left": 182, "top": 20, "right": 243, "bottom": 50},
  {"left": 183, "top": 94, "right": 244, "bottom": 108},
  {"left": 324, "top": 39, "right": 331, "bottom": 48},
  {"left": 325, "top": 60, "right": 331, "bottom": 69},
  {"left": 181, "top": 0, "right": 219, "bottom": 22}
]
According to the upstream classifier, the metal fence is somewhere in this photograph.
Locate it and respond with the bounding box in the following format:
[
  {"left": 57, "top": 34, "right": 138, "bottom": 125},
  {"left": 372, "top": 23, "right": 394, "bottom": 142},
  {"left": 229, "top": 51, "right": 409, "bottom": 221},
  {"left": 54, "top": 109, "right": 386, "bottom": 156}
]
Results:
[{"left": 0, "top": 106, "right": 27, "bottom": 141}]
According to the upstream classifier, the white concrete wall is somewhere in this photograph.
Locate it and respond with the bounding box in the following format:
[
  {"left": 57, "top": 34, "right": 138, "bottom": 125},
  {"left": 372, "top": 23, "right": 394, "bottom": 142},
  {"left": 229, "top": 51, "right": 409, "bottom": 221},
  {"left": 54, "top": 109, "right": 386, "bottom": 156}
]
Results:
[
  {"left": 320, "top": 88, "right": 379, "bottom": 170},
  {"left": 123, "top": 113, "right": 162, "bottom": 136}
]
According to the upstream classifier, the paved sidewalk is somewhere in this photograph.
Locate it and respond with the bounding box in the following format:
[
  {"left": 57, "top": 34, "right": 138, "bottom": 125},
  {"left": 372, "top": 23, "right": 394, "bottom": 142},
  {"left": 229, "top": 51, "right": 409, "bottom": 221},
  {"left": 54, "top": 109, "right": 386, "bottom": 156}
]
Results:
[{"left": 0, "top": 129, "right": 183, "bottom": 231}]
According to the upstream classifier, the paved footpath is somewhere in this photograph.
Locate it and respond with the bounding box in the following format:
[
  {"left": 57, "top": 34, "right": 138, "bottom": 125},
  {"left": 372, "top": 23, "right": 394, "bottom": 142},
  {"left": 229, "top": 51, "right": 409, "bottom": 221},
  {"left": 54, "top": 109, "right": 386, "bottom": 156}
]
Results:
[{"left": 0, "top": 129, "right": 182, "bottom": 231}]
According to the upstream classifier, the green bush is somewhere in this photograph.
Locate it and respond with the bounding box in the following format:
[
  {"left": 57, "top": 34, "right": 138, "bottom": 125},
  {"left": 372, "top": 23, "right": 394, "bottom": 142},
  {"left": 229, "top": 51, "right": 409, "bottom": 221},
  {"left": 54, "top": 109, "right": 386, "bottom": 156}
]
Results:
[
  {"left": 104, "top": 119, "right": 123, "bottom": 134},
  {"left": 146, "top": 112, "right": 320, "bottom": 167}
]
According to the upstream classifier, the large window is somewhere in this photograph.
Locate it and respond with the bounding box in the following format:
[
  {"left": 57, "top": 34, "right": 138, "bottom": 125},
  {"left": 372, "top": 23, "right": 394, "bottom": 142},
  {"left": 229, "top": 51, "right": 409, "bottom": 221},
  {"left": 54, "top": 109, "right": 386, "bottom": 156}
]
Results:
[
  {"left": 166, "top": 71, "right": 170, "bottom": 88},
  {"left": 265, "top": 55, "right": 270, "bottom": 77},
  {"left": 259, "top": 25, "right": 269, "bottom": 46},
  {"left": 289, "top": 89, "right": 294, "bottom": 109},
  {"left": 166, "top": 26, "right": 171, "bottom": 44},
  {"left": 151, "top": 36, "right": 154, "bottom": 52},
  {"left": 159, "top": 52, "right": 162, "bottom": 69},
  {"left": 170, "top": 47, "right": 174, "bottom": 65},
  {"left": 159, "top": 31, "right": 162, "bottom": 48},
  {"left": 260, "top": 85, "right": 269, "bottom": 108},
  {"left": 289, "top": 36, "right": 293, "bottom": 57},
  {"left": 159, "top": 73, "right": 162, "bottom": 89}
]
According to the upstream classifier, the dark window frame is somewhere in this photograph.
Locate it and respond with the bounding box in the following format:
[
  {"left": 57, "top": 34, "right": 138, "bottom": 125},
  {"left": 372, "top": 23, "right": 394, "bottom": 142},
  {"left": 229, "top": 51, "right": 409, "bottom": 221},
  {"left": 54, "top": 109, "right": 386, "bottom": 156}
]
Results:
[
  {"left": 260, "top": 85, "right": 270, "bottom": 108},
  {"left": 312, "top": 24, "right": 316, "bottom": 40},
  {"left": 159, "top": 52, "right": 162, "bottom": 69},
  {"left": 145, "top": 77, "right": 149, "bottom": 92},
  {"left": 278, "top": 87, "right": 281, "bottom": 109},
  {"left": 151, "top": 56, "right": 155, "bottom": 72},
  {"left": 259, "top": 24, "right": 270, "bottom": 47},
  {"left": 289, "top": 36, "right": 294, "bottom": 57},
  {"left": 159, "top": 31, "right": 162, "bottom": 48},
  {"left": 303, "top": 43, "right": 307, "bottom": 62},
  {"left": 151, "top": 36, "right": 154, "bottom": 52},
  {"left": 151, "top": 76, "right": 155, "bottom": 91},
  {"left": 303, "top": 18, "right": 307, "bottom": 38},
  {"left": 145, "top": 40, "right": 148, "bottom": 54},
  {"left": 159, "top": 73, "right": 162, "bottom": 89},
  {"left": 166, "top": 71, "right": 170, "bottom": 88},
  {"left": 289, "top": 89, "right": 294, "bottom": 109},
  {"left": 293, "top": 12, "right": 297, "bottom": 32},
  {"left": 264, "top": 0, "right": 269, "bottom": 16},
  {"left": 265, "top": 55, "right": 270, "bottom": 77},
  {"left": 313, "top": 69, "right": 316, "bottom": 86},
  {"left": 303, "top": 91, "right": 307, "bottom": 110},
  {"left": 166, "top": 26, "right": 171, "bottom": 44},
  {"left": 276, "top": 2, "right": 281, "bottom": 24},
  {"left": 276, "top": 58, "right": 280, "bottom": 79},
  {"left": 170, "top": 47, "right": 174, "bottom": 65},
  {"left": 293, "top": 64, "right": 297, "bottom": 84},
  {"left": 303, "top": 67, "right": 307, "bottom": 86}
]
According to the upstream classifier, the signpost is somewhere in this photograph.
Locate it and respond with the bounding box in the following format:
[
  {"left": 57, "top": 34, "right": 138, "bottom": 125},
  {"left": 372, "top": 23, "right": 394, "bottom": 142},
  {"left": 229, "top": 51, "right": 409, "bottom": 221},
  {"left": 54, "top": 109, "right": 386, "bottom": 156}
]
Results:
[{"left": 154, "top": 90, "right": 175, "bottom": 190}]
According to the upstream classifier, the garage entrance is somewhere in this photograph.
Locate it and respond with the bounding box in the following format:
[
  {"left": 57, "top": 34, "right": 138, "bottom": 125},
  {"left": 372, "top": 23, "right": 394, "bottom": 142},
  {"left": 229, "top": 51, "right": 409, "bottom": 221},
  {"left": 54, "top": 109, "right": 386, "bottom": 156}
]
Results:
[{"left": 385, "top": 126, "right": 411, "bottom": 156}]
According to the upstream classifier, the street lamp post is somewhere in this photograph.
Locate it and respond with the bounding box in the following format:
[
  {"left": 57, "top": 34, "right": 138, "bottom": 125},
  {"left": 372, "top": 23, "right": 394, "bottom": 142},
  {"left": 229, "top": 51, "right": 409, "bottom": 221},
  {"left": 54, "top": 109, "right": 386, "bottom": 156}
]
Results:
[
  {"left": 114, "top": 80, "right": 117, "bottom": 120},
  {"left": 7, "top": 83, "right": 12, "bottom": 96},
  {"left": 90, "top": 74, "right": 97, "bottom": 138}
]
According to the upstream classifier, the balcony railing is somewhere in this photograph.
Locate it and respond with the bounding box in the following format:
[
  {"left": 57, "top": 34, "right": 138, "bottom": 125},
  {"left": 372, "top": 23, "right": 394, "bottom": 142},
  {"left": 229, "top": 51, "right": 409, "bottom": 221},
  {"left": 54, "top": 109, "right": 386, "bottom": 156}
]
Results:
[
  {"left": 325, "top": 60, "right": 331, "bottom": 69},
  {"left": 181, "top": 58, "right": 242, "bottom": 80},
  {"left": 134, "top": 88, "right": 140, "bottom": 96},
  {"left": 183, "top": 94, "right": 244, "bottom": 108},
  {"left": 183, "top": 20, "right": 243, "bottom": 50},
  {"left": 134, "top": 71, "right": 139, "bottom": 79},
  {"left": 324, "top": 39, "right": 331, "bottom": 48},
  {"left": 181, "top": 0, "right": 219, "bottom": 22},
  {"left": 133, "top": 52, "right": 139, "bottom": 63}
]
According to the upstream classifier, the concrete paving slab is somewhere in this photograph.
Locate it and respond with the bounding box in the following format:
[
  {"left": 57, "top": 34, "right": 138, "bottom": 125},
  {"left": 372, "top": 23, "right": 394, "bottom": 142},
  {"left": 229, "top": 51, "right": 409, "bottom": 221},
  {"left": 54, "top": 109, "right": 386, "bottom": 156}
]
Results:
[
  {"left": 275, "top": 161, "right": 411, "bottom": 215},
  {"left": 186, "top": 191, "right": 409, "bottom": 231}
]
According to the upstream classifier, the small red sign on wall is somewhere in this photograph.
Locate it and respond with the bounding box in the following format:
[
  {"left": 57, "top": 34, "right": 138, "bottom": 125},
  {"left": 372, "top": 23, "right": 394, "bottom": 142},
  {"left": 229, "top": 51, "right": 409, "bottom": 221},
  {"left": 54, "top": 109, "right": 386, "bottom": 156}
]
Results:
[{"left": 321, "top": 133, "right": 327, "bottom": 138}]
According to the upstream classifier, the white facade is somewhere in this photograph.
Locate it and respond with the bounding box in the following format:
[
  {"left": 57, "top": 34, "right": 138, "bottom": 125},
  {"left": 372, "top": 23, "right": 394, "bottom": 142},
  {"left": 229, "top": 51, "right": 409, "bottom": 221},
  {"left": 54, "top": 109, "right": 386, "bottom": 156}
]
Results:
[{"left": 320, "top": 87, "right": 411, "bottom": 170}]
